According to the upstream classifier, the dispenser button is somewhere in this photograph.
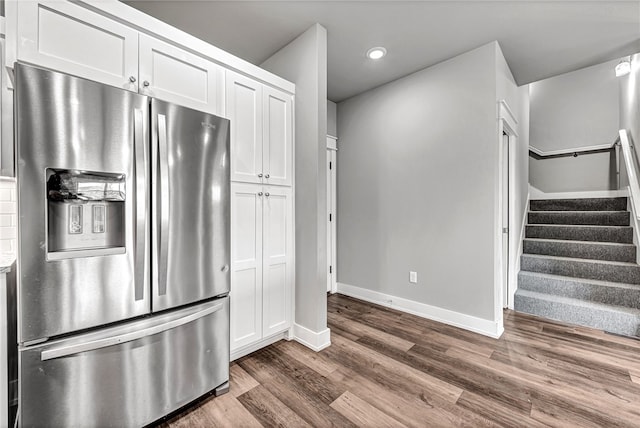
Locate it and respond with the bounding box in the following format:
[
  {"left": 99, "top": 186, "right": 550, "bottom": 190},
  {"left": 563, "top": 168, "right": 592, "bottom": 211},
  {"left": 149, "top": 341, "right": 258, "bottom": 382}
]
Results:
[
  {"left": 69, "top": 205, "right": 83, "bottom": 234},
  {"left": 92, "top": 205, "right": 106, "bottom": 233}
]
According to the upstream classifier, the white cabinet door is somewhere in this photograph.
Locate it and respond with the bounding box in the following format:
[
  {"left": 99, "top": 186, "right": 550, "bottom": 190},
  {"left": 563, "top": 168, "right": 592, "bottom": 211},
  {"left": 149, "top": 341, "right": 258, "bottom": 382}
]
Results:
[
  {"left": 226, "top": 71, "right": 263, "bottom": 184},
  {"left": 139, "top": 34, "right": 224, "bottom": 116},
  {"left": 263, "top": 87, "right": 293, "bottom": 187},
  {"left": 230, "top": 183, "right": 263, "bottom": 351},
  {"left": 17, "top": 0, "right": 139, "bottom": 91},
  {"left": 262, "top": 186, "right": 293, "bottom": 337}
]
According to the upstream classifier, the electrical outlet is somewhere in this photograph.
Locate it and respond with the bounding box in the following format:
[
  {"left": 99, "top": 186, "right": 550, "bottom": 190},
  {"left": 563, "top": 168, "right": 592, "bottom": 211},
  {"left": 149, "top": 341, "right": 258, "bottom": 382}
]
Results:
[{"left": 409, "top": 271, "right": 418, "bottom": 283}]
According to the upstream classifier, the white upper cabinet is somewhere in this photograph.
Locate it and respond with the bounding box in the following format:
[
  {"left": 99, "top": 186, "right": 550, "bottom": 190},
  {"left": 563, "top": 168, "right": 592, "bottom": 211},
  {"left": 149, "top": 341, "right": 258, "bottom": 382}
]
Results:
[
  {"left": 226, "top": 72, "right": 263, "bottom": 184},
  {"left": 226, "top": 70, "right": 292, "bottom": 187},
  {"left": 16, "top": 0, "right": 139, "bottom": 91},
  {"left": 139, "top": 34, "right": 224, "bottom": 116},
  {"left": 263, "top": 86, "right": 293, "bottom": 187},
  {"left": 15, "top": 2, "right": 225, "bottom": 116}
]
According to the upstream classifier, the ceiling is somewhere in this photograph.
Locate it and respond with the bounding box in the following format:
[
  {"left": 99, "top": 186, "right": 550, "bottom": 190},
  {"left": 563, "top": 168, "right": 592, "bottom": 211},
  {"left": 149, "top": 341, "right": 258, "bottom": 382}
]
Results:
[{"left": 124, "top": 1, "right": 640, "bottom": 103}]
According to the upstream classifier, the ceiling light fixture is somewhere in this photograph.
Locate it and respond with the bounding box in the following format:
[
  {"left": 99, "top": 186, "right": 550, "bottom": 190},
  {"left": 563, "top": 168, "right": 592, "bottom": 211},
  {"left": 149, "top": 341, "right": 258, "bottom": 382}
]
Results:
[
  {"left": 366, "top": 47, "right": 387, "bottom": 60},
  {"left": 615, "top": 58, "right": 631, "bottom": 77}
]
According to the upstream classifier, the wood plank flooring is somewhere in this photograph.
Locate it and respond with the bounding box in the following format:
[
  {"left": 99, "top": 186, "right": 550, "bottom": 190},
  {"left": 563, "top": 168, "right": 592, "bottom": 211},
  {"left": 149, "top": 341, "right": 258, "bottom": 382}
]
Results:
[{"left": 161, "top": 294, "right": 640, "bottom": 427}]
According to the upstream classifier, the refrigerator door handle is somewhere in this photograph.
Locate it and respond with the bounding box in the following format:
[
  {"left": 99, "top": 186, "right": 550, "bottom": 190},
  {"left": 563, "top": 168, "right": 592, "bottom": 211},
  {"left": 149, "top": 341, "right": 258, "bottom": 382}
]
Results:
[
  {"left": 133, "top": 108, "right": 147, "bottom": 301},
  {"left": 40, "top": 301, "right": 224, "bottom": 361},
  {"left": 157, "top": 114, "right": 170, "bottom": 296}
]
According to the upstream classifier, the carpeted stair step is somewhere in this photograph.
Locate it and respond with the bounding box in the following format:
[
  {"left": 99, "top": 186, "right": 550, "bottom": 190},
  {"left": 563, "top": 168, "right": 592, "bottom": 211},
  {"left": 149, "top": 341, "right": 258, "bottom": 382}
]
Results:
[
  {"left": 525, "top": 224, "right": 633, "bottom": 244},
  {"left": 514, "top": 289, "right": 640, "bottom": 337},
  {"left": 521, "top": 254, "right": 640, "bottom": 284},
  {"left": 518, "top": 271, "right": 640, "bottom": 309},
  {"left": 528, "top": 211, "right": 630, "bottom": 226},
  {"left": 530, "top": 197, "right": 627, "bottom": 212},
  {"left": 523, "top": 238, "right": 636, "bottom": 262}
]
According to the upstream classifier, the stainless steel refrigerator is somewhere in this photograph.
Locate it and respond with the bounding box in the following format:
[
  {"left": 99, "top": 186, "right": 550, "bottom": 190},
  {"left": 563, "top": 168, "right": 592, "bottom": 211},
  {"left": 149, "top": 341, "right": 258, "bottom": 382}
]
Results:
[{"left": 14, "top": 63, "right": 230, "bottom": 427}]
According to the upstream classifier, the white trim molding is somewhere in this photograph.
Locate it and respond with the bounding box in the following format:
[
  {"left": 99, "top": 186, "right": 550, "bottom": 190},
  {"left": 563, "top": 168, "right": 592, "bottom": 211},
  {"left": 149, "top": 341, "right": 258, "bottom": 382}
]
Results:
[
  {"left": 327, "top": 135, "right": 338, "bottom": 151},
  {"left": 529, "top": 143, "right": 615, "bottom": 157},
  {"left": 230, "top": 331, "right": 290, "bottom": 362},
  {"left": 493, "top": 99, "right": 517, "bottom": 339},
  {"left": 293, "top": 324, "right": 331, "bottom": 352},
  {"left": 509, "top": 193, "right": 529, "bottom": 310},
  {"left": 529, "top": 185, "right": 628, "bottom": 200},
  {"left": 337, "top": 283, "right": 504, "bottom": 339},
  {"left": 498, "top": 99, "right": 518, "bottom": 132}
]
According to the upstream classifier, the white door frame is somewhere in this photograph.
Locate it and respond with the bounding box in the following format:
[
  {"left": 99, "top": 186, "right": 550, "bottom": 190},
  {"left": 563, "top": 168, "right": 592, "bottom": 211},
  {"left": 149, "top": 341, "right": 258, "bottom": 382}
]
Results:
[
  {"left": 495, "top": 100, "right": 518, "bottom": 331},
  {"left": 327, "top": 136, "right": 338, "bottom": 294}
]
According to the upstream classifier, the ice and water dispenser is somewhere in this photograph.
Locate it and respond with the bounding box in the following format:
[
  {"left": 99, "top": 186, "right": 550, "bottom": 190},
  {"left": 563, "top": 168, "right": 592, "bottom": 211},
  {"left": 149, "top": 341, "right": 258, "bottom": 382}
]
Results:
[{"left": 46, "top": 169, "right": 126, "bottom": 260}]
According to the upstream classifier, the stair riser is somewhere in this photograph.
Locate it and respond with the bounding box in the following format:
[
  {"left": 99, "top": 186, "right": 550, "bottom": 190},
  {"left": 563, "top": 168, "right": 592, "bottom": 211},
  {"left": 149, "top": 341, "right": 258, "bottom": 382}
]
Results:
[
  {"left": 514, "top": 293, "right": 640, "bottom": 337},
  {"left": 523, "top": 240, "right": 636, "bottom": 263},
  {"left": 521, "top": 255, "right": 640, "bottom": 284},
  {"left": 525, "top": 225, "right": 633, "bottom": 244},
  {"left": 518, "top": 273, "right": 640, "bottom": 309},
  {"left": 530, "top": 198, "right": 627, "bottom": 212},
  {"left": 528, "top": 211, "right": 630, "bottom": 226}
]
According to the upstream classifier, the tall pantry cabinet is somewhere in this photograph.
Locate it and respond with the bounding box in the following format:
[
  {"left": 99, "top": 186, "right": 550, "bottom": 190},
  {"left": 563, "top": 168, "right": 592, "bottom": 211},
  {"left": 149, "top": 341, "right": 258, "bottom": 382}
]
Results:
[{"left": 227, "top": 71, "right": 294, "bottom": 359}]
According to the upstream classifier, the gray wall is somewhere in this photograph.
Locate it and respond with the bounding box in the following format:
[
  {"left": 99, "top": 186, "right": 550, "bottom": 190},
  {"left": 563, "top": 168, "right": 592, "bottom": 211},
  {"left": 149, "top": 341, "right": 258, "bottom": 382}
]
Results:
[
  {"left": 261, "top": 24, "right": 328, "bottom": 334},
  {"left": 529, "top": 59, "right": 620, "bottom": 193},
  {"left": 530, "top": 59, "right": 619, "bottom": 152},
  {"left": 517, "top": 86, "right": 530, "bottom": 233},
  {"left": 530, "top": 152, "right": 618, "bottom": 192},
  {"left": 327, "top": 100, "right": 337, "bottom": 137},
  {"left": 337, "top": 42, "right": 499, "bottom": 321}
]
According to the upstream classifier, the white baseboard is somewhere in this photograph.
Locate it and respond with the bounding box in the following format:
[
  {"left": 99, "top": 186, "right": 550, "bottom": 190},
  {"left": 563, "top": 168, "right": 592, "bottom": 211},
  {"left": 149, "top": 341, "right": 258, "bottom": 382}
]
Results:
[
  {"left": 293, "top": 323, "right": 331, "bottom": 352},
  {"left": 230, "top": 331, "right": 289, "bottom": 362},
  {"left": 529, "top": 185, "right": 628, "bottom": 200},
  {"left": 509, "top": 193, "right": 529, "bottom": 310},
  {"left": 337, "top": 283, "right": 503, "bottom": 339}
]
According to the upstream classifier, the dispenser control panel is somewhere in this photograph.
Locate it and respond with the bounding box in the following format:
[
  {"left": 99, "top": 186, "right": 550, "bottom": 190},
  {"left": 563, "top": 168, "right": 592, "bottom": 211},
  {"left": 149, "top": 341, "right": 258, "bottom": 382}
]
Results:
[{"left": 46, "top": 169, "right": 126, "bottom": 260}]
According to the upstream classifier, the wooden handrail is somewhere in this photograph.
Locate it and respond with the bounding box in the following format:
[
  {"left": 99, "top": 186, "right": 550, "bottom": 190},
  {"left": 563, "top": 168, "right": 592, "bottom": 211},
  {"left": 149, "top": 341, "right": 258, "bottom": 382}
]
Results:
[{"left": 529, "top": 142, "right": 617, "bottom": 158}]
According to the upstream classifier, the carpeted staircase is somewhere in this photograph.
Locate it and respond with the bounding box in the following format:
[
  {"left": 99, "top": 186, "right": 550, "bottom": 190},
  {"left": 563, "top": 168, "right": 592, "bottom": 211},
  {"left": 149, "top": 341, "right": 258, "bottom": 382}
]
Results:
[{"left": 514, "top": 197, "right": 640, "bottom": 337}]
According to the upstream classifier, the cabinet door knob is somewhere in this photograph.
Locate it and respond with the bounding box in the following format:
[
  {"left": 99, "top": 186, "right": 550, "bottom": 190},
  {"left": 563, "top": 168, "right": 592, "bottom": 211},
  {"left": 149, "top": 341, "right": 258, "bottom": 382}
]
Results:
[
  {"left": 129, "top": 76, "right": 137, "bottom": 83},
  {"left": 143, "top": 81, "right": 150, "bottom": 87},
  {"left": 265, "top": 174, "right": 270, "bottom": 178},
  {"left": 258, "top": 192, "right": 263, "bottom": 196},
  {"left": 265, "top": 192, "right": 270, "bottom": 197},
  {"left": 257, "top": 173, "right": 263, "bottom": 178}
]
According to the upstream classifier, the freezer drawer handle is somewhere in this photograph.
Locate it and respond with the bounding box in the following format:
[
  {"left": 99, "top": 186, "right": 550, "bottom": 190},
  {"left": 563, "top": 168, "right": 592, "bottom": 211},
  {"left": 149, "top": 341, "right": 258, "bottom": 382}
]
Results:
[{"left": 40, "top": 302, "right": 224, "bottom": 361}]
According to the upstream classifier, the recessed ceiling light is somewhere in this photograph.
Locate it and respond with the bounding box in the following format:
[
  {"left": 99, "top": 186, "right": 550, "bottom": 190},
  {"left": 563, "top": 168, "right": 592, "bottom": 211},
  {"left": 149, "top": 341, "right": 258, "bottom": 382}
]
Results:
[
  {"left": 366, "top": 47, "right": 387, "bottom": 60},
  {"left": 615, "top": 58, "right": 631, "bottom": 77}
]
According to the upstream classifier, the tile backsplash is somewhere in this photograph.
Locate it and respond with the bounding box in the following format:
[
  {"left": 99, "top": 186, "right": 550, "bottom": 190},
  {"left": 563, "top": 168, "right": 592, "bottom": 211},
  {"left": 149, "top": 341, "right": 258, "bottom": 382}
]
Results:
[{"left": 0, "top": 178, "right": 16, "bottom": 255}]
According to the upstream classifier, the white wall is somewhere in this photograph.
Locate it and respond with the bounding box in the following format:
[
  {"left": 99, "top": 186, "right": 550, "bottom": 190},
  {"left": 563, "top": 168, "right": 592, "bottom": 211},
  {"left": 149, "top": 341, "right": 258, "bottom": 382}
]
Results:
[
  {"left": 337, "top": 42, "right": 499, "bottom": 323},
  {"left": 529, "top": 59, "right": 620, "bottom": 193},
  {"left": 261, "top": 24, "right": 329, "bottom": 336},
  {"left": 327, "top": 100, "right": 337, "bottom": 137}
]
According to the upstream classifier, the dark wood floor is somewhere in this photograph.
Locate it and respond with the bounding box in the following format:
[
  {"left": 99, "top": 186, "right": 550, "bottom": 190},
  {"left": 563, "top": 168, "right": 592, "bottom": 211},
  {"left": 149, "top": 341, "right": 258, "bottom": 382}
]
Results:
[{"left": 164, "top": 294, "right": 640, "bottom": 427}]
